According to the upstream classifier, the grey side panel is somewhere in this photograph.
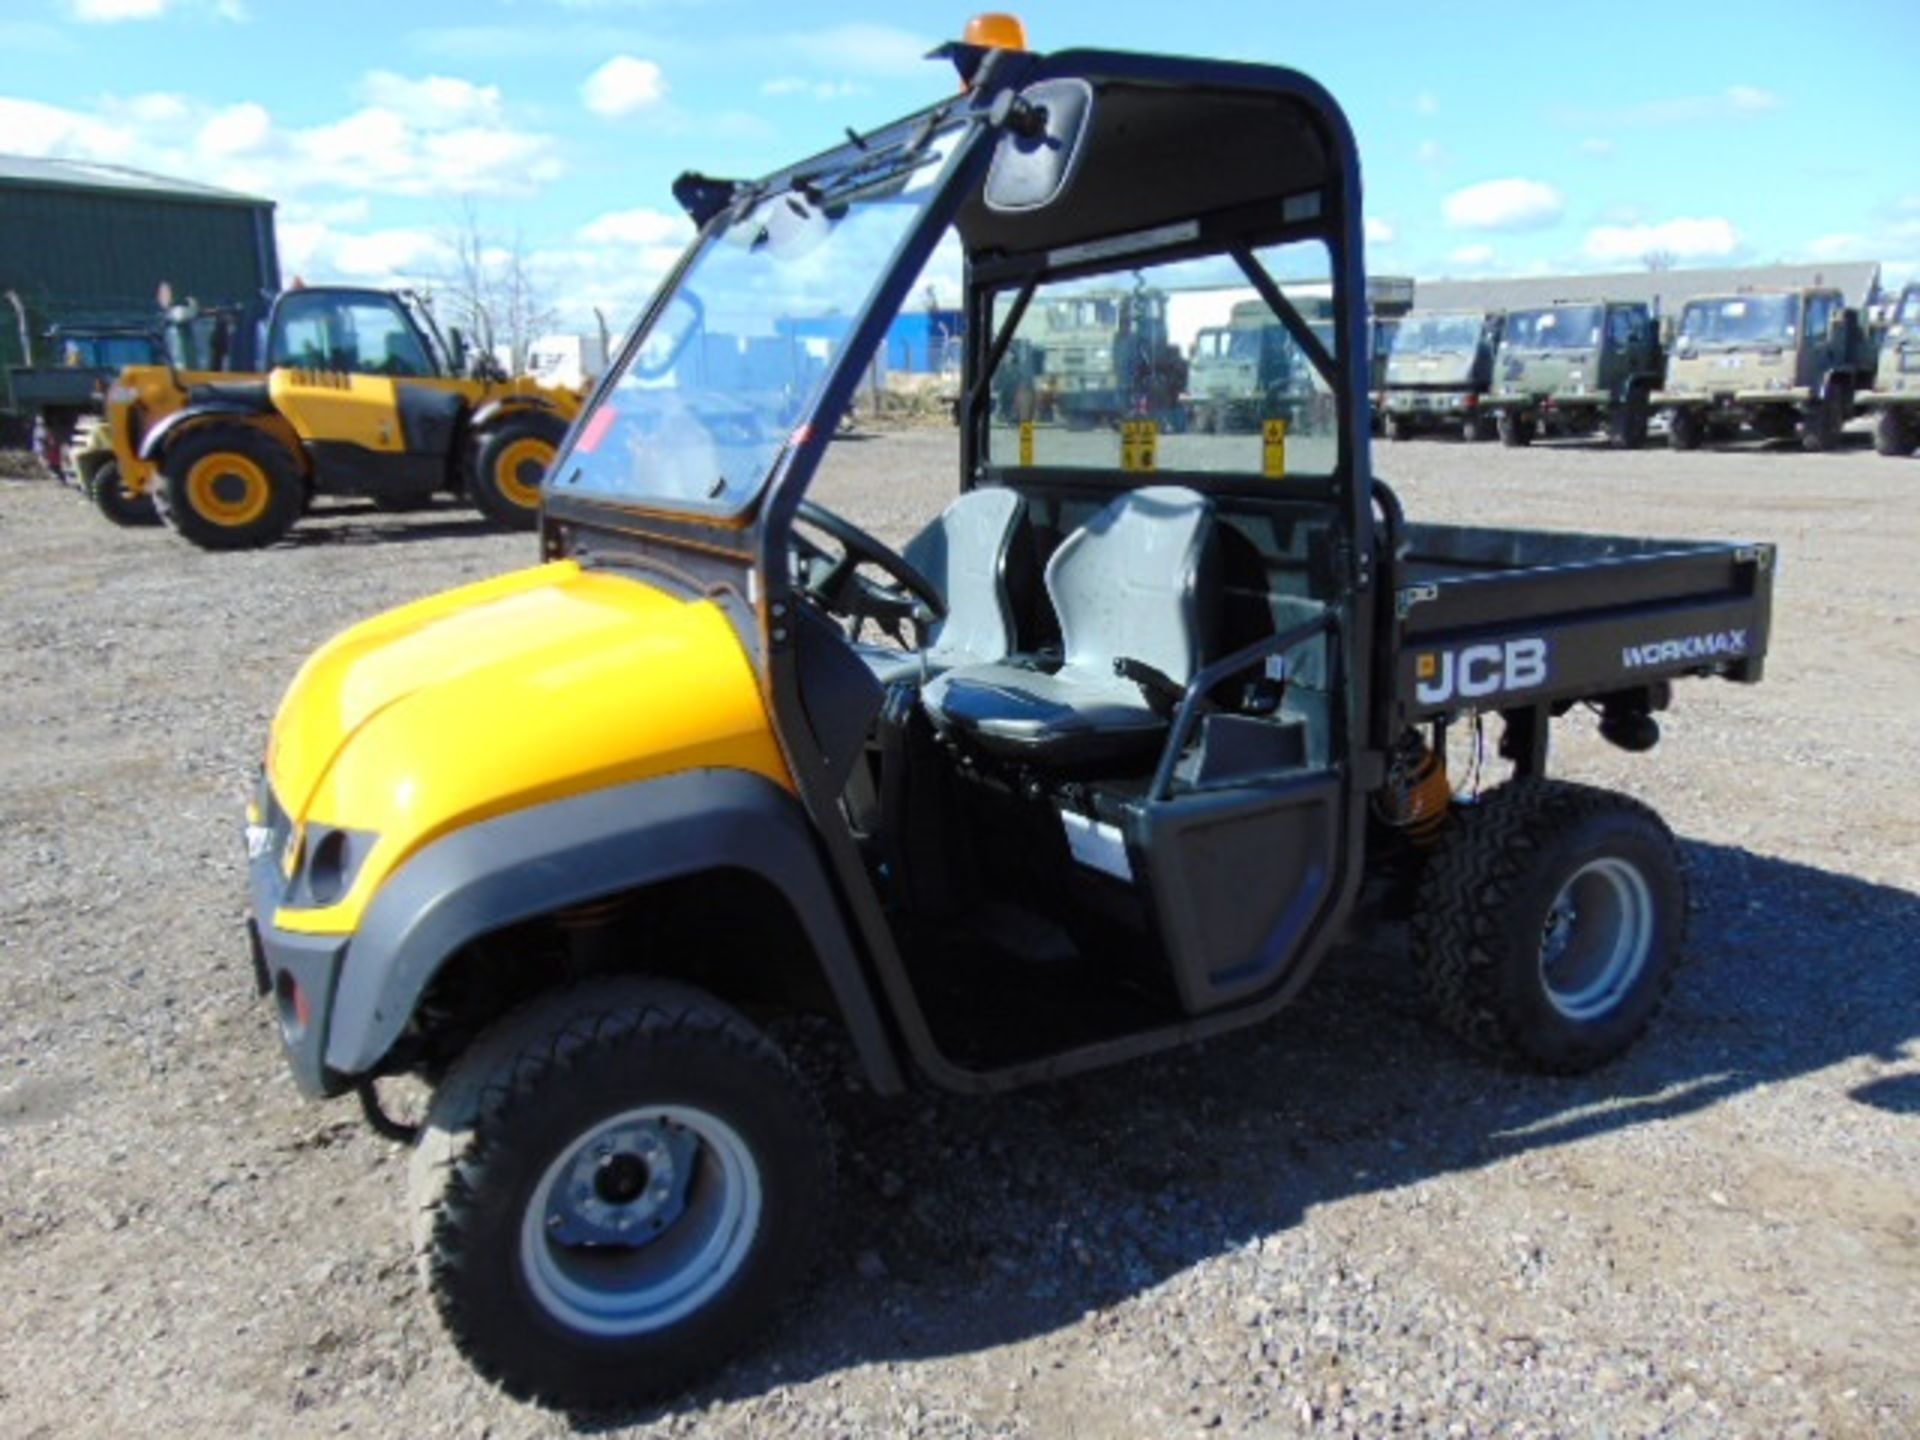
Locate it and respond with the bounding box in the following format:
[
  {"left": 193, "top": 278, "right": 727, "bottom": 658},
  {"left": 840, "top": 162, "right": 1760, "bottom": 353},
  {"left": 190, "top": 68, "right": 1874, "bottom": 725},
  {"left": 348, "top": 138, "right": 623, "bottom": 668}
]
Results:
[{"left": 323, "top": 768, "right": 903, "bottom": 1092}]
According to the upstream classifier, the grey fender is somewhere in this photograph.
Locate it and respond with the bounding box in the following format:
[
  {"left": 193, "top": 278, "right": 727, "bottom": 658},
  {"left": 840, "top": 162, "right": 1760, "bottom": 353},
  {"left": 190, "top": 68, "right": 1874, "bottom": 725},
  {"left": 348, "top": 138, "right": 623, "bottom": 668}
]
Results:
[
  {"left": 470, "top": 394, "right": 565, "bottom": 431},
  {"left": 137, "top": 403, "right": 268, "bottom": 462},
  {"left": 322, "top": 767, "right": 905, "bottom": 1093}
]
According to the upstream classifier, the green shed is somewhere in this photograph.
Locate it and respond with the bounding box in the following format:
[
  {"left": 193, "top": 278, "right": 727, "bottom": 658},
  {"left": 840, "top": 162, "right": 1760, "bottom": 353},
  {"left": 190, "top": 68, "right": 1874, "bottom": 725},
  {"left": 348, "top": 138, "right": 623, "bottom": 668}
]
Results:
[{"left": 1, "top": 152, "right": 279, "bottom": 395}]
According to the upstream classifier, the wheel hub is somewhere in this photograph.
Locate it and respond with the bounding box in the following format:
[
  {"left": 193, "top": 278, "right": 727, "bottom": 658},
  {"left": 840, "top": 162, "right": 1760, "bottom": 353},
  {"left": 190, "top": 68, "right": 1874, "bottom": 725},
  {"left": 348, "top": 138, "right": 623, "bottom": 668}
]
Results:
[
  {"left": 546, "top": 1118, "right": 694, "bottom": 1247},
  {"left": 1538, "top": 857, "right": 1654, "bottom": 1021}
]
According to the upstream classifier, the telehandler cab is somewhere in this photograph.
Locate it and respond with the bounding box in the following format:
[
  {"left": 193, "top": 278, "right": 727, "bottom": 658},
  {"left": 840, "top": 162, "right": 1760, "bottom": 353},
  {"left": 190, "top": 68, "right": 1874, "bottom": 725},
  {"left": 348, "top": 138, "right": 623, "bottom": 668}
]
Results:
[
  {"left": 101, "top": 285, "right": 581, "bottom": 547},
  {"left": 244, "top": 22, "right": 1777, "bottom": 1407}
]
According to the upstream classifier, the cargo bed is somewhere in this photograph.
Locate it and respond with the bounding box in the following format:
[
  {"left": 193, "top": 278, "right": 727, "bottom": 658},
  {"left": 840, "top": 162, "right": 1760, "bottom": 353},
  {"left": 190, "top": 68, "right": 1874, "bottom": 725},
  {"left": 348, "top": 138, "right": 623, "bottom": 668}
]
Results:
[{"left": 1389, "top": 522, "right": 1774, "bottom": 726}]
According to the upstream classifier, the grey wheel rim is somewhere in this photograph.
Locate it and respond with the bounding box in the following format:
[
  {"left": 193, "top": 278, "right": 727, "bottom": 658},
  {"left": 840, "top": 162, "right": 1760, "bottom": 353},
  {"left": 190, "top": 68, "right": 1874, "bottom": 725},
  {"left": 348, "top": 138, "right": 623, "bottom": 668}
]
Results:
[
  {"left": 519, "top": 1104, "right": 762, "bottom": 1337},
  {"left": 1538, "top": 857, "right": 1655, "bottom": 1021}
]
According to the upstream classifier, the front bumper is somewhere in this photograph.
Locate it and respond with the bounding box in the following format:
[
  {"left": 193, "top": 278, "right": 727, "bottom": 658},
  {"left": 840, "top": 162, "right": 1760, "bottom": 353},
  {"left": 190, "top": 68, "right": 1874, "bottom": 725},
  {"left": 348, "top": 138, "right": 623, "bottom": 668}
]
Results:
[
  {"left": 1859, "top": 390, "right": 1920, "bottom": 408},
  {"left": 247, "top": 840, "right": 349, "bottom": 1099},
  {"left": 1384, "top": 390, "right": 1476, "bottom": 417},
  {"left": 1654, "top": 388, "right": 1810, "bottom": 408}
]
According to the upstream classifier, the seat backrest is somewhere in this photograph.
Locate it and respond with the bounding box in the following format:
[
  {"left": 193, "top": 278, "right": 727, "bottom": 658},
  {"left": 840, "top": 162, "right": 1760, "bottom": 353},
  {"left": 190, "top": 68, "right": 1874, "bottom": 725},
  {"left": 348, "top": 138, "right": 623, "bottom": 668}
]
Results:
[
  {"left": 903, "top": 486, "right": 1031, "bottom": 664},
  {"left": 1046, "top": 485, "right": 1217, "bottom": 683}
]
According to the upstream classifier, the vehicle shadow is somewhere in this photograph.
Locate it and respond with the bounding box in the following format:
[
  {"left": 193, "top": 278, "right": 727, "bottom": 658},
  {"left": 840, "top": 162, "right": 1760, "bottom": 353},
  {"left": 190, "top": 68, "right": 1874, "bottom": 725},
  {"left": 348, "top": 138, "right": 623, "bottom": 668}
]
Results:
[
  {"left": 277, "top": 507, "right": 507, "bottom": 547},
  {"left": 578, "top": 839, "right": 1919, "bottom": 1428}
]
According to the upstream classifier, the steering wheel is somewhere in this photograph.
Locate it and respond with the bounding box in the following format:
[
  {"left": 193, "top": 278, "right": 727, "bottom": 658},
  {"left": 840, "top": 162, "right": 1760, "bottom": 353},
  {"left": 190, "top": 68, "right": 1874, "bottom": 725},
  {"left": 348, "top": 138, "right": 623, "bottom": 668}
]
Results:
[{"left": 792, "top": 499, "right": 947, "bottom": 645}]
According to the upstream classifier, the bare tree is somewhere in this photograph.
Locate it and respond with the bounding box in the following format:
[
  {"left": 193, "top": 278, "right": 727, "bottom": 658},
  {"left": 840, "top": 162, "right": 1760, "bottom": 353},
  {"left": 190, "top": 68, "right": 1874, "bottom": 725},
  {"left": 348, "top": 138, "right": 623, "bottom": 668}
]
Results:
[
  {"left": 1641, "top": 249, "right": 1677, "bottom": 273},
  {"left": 429, "top": 201, "right": 560, "bottom": 375}
]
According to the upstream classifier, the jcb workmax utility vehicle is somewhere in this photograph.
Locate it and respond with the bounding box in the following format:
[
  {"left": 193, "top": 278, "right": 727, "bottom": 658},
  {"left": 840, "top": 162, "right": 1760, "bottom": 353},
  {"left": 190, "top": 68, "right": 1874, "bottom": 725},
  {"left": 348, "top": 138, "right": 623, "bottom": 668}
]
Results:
[
  {"left": 1652, "top": 287, "right": 1876, "bottom": 452},
  {"left": 1484, "top": 300, "right": 1664, "bottom": 449},
  {"left": 1860, "top": 282, "right": 1920, "bottom": 458},
  {"left": 1379, "top": 307, "right": 1504, "bottom": 441},
  {"left": 246, "top": 24, "right": 1777, "bottom": 1407},
  {"left": 102, "top": 285, "right": 581, "bottom": 548}
]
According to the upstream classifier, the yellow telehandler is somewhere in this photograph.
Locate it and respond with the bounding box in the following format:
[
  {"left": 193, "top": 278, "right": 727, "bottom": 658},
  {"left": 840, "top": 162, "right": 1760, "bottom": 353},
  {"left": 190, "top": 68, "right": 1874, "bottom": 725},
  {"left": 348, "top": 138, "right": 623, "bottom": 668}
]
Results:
[{"left": 101, "top": 285, "right": 582, "bottom": 548}]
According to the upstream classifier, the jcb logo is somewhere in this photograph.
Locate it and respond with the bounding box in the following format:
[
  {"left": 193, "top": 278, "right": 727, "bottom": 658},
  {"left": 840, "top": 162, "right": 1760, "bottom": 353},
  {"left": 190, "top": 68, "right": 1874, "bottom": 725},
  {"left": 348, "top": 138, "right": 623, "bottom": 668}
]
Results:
[{"left": 1415, "top": 638, "right": 1549, "bottom": 706}]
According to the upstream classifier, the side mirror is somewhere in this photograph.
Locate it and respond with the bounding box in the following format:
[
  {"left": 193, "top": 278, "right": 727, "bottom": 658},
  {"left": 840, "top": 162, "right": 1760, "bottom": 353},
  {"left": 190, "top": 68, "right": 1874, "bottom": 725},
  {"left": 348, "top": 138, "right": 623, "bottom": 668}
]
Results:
[{"left": 447, "top": 327, "right": 470, "bottom": 376}]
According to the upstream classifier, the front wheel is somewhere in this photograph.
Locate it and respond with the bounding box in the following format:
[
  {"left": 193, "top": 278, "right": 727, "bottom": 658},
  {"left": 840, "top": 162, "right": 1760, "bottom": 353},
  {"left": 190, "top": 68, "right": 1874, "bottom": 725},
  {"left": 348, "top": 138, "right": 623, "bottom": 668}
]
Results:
[
  {"left": 1412, "top": 780, "right": 1686, "bottom": 1073},
  {"left": 159, "top": 426, "right": 304, "bottom": 550},
  {"left": 1666, "top": 406, "right": 1705, "bottom": 451},
  {"left": 86, "top": 460, "right": 160, "bottom": 527},
  {"left": 471, "top": 414, "right": 567, "bottom": 530},
  {"left": 1497, "top": 410, "right": 1534, "bottom": 448},
  {"left": 410, "top": 978, "right": 832, "bottom": 1408},
  {"left": 1872, "top": 407, "right": 1917, "bottom": 458}
]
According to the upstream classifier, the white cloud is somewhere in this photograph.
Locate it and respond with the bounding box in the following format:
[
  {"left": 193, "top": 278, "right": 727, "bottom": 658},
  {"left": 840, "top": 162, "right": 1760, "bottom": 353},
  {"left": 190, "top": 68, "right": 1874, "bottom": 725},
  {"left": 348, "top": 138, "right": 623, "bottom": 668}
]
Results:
[
  {"left": 581, "top": 55, "right": 667, "bottom": 117},
  {"left": 785, "top": 22, "right": 930, "bottom": 77},
  {"left": 761, "top": 77, "right": 864, "bottom": 101},
  {"left": 0, "top": 81, "right": 561, "bottom": 199},
  {"left": 360, "top": 72, "right": 504, "bottom": 128},
  {"left": 1582, "top": 217, "right": 1742, "bottom": 264},
  {"left": 68, "top": 0, "right": 169, "bottom": 19},
  {"left": 67, "top": 0, "right": 245, "bottom": 19},
  {"left": 579, "top": 207, "right": 689, "bottom": 248},
  {"left": 1562, "top": 86, "right": 1782, "bottom": 128},
  {"left": 1807, "top": 232, "right": 1870, "bottom": 260},
  {"left": 1365, "top": 217, "right": 1395, "bottom": 245},
  {"left": 197, "top": 101, "right": 270, "bottom": 156},
  {"left": 1447, "top": 243, "right": 1494, "bottom": 267},
  {"left": 1444, "top": 178, "right": 1564, "bottom": 232}
]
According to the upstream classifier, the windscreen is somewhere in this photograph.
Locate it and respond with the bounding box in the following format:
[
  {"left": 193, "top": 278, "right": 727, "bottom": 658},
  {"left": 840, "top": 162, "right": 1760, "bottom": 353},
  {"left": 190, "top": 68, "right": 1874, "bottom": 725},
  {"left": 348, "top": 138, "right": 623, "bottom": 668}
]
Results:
[
  {"left": 1389, "top": 313, "right": 1485, "bottom": 354},
  {"left": 550, "top": 122, "right": 968, "bottom": 515},
  {"left": 1679, "top": 295, "right": 1799, "bottom": 345},
  {"left": 1502, "top": 305, "right": 1601, "bottom": 350},
  {"left": 1901, "top": 289, "right": 1920, "bottom": 326}
]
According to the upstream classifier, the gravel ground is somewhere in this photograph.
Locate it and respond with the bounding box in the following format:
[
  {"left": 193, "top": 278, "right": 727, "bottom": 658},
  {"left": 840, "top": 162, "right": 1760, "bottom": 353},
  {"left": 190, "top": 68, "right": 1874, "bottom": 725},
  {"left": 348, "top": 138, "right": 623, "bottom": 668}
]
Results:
[{"left": 1, "top": 429, "right": 1916, "bottom": 1438}]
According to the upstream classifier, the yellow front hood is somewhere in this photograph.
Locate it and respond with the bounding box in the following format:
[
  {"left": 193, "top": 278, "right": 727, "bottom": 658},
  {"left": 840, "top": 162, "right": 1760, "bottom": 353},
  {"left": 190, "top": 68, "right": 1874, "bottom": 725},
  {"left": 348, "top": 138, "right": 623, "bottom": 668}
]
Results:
[{"left": 268, "top": 559, "right": 789, "bottom": 932}]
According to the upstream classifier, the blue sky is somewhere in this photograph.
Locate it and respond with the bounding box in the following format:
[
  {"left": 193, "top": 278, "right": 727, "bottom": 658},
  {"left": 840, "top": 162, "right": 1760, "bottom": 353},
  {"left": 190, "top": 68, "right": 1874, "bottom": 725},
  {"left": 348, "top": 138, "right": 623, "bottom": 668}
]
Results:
[{"left": 2, "top": 0, "right": 1915, "bottom": 328}]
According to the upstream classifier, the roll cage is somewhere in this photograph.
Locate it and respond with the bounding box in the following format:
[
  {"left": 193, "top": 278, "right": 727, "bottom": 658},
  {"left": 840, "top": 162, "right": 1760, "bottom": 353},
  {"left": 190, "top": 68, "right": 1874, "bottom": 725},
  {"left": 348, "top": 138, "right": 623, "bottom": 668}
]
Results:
[{"left": 538, "top": 44, "right": 1384, "bottom": 1090}]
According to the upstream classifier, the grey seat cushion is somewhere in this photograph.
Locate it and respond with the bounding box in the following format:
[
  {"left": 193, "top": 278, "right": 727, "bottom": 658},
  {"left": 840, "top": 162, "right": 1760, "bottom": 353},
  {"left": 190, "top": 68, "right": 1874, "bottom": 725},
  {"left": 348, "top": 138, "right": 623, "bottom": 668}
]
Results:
[
  {"left": 925, "top": 486, "right": 1217, "bottom": 769},
  {"left": 921, "top": 661, "right": 1166, "bottom": 765}
]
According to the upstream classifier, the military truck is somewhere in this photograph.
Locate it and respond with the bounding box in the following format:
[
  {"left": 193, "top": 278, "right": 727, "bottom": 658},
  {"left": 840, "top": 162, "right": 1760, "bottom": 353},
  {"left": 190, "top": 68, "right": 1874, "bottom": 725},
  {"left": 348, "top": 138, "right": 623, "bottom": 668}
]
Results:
[
  {"left": 1380, "top": 308, "right": 1503, "bottom": 440},
  {"left": 1652, "top": 287, "right": 1877, "bottom": 451},
  {"left": 242, "top": 23, "right": 1779, "bottom": 1405},
  {"left": 1483, "top": 301, "right": 1663, "bottom": 449},
  {"left": 1860, "top": 282, "right": 1920, "bottom": 458},
  {"left": 1026, "top": 285, "right": 1172, "bottom": 428},
  {"left": 1367, "top": 315, "right": 1399, "bottom": 431},
  {"left": 1187, "top": 294, "right": 1334, "bottom": 433}
]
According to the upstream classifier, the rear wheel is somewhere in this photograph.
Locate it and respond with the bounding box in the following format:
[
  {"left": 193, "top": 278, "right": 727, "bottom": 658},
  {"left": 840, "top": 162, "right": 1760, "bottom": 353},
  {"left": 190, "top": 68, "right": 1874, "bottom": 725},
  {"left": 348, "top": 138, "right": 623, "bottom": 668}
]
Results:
[
  {"left": 1607, "top": 387, "right": 1650, "bottom": 449},
  {"left": 1497, "top": 410, "right": 1534, "bottom": 447},
  {"left": 1875, "top": 407, "right": 1919, "bottom": 457},
  {"left": 1802, "top": 384, "right": 1849, "bottom": 452},
  {"left": 160, "top": 426, "right": 303, "bottom": 550},
  {"left": 1413, "top": 780, "right": 1686, "bottom": 1073},
  {"left": 1385, "top": 414, "right": 1413, "bottom": 442},
  {"left": 1462, "top": 411, "right": 1495, "bottom": 443},
  {"left": 410, "top": 978, "right": 831, "bottom": 1409},
  {"left": 86, "top": 460, "right": 159, "bottom": 527},
  {"left": 471, "top": 414, "right": 566, "bottom": 530},
  {"left": 1666, "top": 406, "right": 1705, "bottom": 451}
]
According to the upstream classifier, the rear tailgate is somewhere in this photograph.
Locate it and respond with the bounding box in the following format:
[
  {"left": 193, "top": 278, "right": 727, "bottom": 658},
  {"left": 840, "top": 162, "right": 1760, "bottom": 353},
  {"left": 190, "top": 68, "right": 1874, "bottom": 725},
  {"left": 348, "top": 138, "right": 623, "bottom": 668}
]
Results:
[{"left": 1392, "top": 524, "right": 1775, "bottom": 722}]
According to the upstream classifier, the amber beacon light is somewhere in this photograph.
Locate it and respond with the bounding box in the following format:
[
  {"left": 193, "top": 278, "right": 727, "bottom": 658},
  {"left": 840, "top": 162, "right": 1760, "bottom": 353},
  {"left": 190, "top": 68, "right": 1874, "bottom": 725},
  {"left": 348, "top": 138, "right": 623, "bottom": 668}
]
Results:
[{"left": 962, "top": 12, "right": 1028, "bottom": 49}]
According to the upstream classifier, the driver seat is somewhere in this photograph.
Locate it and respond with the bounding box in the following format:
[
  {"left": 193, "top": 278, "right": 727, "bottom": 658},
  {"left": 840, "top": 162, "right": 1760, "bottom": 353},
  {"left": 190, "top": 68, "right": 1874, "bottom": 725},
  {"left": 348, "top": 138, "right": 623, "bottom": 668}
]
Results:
[
  {"left": 853, "top": 487, "right": 1036, "bottom": 686},
  {"left": 922, "top": 486, "right": 1218, "bottom": 770}
]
